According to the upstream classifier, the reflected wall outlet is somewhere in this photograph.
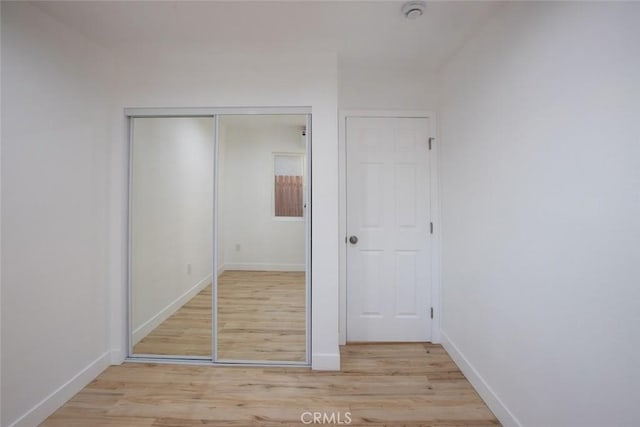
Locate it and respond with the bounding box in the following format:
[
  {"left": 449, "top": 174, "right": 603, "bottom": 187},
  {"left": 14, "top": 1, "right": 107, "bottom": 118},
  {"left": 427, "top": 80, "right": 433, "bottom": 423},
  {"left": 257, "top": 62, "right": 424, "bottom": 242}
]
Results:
[
  {"left": 187, "top": 263, "right": 192, "bottom": 275},
  {"left": 235, "top": 244, "right": 241, "bottom": 251}
]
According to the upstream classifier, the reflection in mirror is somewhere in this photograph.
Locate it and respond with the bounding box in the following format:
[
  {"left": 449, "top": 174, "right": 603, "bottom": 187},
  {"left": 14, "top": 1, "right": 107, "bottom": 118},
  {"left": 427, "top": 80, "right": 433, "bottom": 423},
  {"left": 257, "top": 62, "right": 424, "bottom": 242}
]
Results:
[
  {"left": 217, "top": 114, "right": 308, "bottom": 362},
  {"left": 130, "top": 117, "right": 214, "bottom": 357}
]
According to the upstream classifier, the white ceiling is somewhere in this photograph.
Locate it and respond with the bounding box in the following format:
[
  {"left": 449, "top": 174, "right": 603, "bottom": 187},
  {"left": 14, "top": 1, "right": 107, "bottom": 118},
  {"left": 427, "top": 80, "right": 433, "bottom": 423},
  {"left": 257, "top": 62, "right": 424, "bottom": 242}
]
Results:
[{"left": 33, "top": 0, "right": 503, "bottom": 70}]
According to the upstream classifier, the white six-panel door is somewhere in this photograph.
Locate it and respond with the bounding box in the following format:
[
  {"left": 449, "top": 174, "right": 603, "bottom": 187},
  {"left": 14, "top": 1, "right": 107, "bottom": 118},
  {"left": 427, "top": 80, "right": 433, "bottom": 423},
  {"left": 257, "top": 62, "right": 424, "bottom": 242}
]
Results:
[{"left": 346, "top": 117, "right": 432, "bottom": 342}]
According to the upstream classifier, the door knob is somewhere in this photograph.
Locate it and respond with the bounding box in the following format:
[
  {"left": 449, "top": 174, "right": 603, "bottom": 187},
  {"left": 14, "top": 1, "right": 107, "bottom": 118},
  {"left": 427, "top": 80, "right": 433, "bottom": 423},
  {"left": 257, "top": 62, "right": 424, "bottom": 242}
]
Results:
[{"left": 349, "top": 235, "right": 359, "bottom": 244}]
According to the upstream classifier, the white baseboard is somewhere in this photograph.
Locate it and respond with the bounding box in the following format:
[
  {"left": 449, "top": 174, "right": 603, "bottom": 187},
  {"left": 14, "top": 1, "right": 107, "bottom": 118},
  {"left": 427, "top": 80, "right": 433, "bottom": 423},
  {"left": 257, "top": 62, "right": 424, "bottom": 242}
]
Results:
[
  {"left": 110, "top": 348, "right": 125, "bottom": 365},
  {"left": 441, "top": 331, "right": 522, "bottom": 427},
  {"left": 217, "top": 263, "right": 226, "bottom": 276},
  {"left": 223, "top": 263, "right": 305, "bottom": 272},
  {"left": 312, "top": 352, "right": 341, "bottom": 371},
  {"left": 7, "top": 351, "right": 110, "bottom": 427},
  {"left": 132, "top": 274, "right": 212, "bottom": 344}
]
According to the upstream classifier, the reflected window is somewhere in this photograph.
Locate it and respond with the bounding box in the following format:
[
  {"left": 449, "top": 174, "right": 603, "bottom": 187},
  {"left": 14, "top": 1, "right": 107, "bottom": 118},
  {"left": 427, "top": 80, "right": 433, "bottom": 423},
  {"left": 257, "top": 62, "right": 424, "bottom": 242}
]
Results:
[{"left": 274, "top": 154, "right": 304, "bottom": 217}]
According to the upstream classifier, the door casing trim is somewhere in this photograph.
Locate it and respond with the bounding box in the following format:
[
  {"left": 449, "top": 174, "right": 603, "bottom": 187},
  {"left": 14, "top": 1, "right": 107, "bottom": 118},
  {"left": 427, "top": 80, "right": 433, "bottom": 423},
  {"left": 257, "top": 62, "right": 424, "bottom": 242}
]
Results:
[{"left": 338, "top": 110, "right": 441, "bottom": 345}]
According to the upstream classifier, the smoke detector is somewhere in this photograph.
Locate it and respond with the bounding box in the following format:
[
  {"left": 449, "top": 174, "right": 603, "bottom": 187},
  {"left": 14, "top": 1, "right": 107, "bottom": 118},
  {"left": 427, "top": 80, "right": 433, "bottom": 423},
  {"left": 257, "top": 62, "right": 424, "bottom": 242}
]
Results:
[{"left": 402, "top": 1, "right": 426, "bottom": 19}]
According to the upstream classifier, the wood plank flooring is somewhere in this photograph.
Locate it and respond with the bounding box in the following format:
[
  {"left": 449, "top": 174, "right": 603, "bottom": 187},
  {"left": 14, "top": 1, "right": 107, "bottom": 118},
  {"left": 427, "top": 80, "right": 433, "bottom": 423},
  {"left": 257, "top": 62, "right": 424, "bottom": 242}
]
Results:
[
  {"left": 43, "top": 343, "right": 499, "bottom": 426},
  {"left": 133, "top": 271, "right": 306, "bottom": 362},
  {"left": 217, "top": 271, "right": 305, "bottom": 361},
  {"left": 133, "top": 285, "right": 212, "bottom": 357}
]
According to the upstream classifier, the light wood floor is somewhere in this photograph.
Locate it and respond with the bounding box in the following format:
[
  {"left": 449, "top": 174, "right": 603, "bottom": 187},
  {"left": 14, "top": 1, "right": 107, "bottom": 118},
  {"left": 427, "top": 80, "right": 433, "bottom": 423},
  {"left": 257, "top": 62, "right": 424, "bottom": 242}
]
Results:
[
  {"left": 217, "top": 270, "right": 305, "bottom": 362},
  {"left": 133, "top": 285, "right": 212, "bottom": 357},
  {"left": 43, "top": 343, "right": 499, "bottom": 426},
  {"left": 133, "top": 271, "right": 306, "bottom": 362}
]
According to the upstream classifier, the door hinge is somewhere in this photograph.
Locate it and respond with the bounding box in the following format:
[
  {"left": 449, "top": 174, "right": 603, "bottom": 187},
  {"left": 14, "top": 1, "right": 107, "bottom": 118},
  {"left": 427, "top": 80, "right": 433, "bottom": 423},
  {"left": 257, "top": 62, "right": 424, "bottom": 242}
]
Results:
[
  {"left": 430, "top": 307, "right": 434, "bottom": 319},
  {"left": 430, "top": 222, "right": 434, "bottom": 234},
  {"left": 428, "top": 137, "right": 435, "bottom": 150}
]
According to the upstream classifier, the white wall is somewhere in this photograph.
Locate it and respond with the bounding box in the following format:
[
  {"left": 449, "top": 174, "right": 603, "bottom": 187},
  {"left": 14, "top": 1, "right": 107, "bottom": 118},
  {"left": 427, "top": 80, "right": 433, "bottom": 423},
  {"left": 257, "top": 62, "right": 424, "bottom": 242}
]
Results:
[
  {"left": 0, "top": 3, "right": 3, "bottom": 423},
  {"left": 0, "top": 2, "right": 3, "bottom": 423},
  {"left": 109, "top": 51, "right": 340, "bottom": 370},
  {"left": 1, "top": 2, "right": 115, "bottom": 426},
  {"left": 440, "top": 3, "right": 640, "bottom": 426},
  {"left": 131, "top": 117, "right": 213, "bottom": 342},
  {"left": 338, "top": 62, "right": 439, "bottom": 110},
  {"left": 219, "top": 118, "right": 305, "bottom": 272}
]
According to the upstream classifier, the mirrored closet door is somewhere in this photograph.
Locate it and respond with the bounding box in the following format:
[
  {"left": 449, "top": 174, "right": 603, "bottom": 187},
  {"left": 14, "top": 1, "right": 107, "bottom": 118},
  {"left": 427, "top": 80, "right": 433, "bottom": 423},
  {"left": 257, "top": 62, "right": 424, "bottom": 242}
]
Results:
[
  {"left": 216, "top": 114, "right": 309, "bottom": 363},
  {"left": 130, "top": 116, "right": 214, "bottom": 359},
  {"left": 128, "top": 110, "right": 310, "bottom": 365}
]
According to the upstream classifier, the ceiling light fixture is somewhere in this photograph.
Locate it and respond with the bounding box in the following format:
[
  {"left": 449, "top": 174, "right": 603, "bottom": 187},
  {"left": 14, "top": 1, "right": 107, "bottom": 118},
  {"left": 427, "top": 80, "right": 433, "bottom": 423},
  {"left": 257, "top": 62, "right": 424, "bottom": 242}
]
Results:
[{"left": 402, "top": 1, "right": 426, "bottom": 19}]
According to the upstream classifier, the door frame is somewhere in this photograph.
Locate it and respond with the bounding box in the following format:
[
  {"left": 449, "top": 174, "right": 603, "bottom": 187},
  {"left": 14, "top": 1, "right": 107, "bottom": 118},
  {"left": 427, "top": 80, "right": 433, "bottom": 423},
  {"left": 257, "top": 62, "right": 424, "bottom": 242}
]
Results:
[{"left": 338, "top": 110, "right": 441, "bottom": 345}]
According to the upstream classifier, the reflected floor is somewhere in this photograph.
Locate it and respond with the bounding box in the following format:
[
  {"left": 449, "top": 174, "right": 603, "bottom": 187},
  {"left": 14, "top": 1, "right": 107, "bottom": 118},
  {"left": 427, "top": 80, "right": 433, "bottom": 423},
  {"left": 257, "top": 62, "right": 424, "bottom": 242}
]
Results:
[
  {"left": 133, "top": 284, "right": 212, "bottom": 357},
  {"left": 217, "top": 270, "right": 306, "bottom": 362},
  {"left": 133, "top": 270, "right": 306, "bottom": 361}
]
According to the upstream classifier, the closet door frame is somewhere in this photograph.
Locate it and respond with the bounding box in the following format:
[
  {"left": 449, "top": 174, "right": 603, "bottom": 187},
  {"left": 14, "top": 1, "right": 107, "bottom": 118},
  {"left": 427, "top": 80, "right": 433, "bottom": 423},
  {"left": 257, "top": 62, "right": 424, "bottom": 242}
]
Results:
[{"left": 125, "top": 106, "right": 312, "bottom": 367}]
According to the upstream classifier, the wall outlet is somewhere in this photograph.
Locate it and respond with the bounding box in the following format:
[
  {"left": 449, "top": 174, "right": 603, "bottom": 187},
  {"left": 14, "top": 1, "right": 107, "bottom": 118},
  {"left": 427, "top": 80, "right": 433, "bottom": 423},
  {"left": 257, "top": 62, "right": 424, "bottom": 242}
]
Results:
[
  {"left": 187, "top": 263, "right": 192, "bottom": 275},
  {"left": 235, "top": 244, "right": 241, "bottom": 251}
]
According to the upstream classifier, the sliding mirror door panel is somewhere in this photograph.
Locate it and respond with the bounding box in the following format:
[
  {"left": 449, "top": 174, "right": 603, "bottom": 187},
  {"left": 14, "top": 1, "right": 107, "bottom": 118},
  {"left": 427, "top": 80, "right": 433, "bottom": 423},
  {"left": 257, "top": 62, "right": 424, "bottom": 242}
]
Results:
[
  {"left": 216, "top": 114, "right": 309, "bottom": 363},
  {"left": 130, "top": 117, "right": 214, "bottom": 358}
]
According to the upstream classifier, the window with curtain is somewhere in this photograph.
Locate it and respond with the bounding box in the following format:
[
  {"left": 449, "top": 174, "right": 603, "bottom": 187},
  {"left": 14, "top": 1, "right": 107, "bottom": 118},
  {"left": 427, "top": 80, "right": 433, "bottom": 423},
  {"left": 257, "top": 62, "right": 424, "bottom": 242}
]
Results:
[{"left": 274, "top": 154, "right": 304, "bottom": 217}]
